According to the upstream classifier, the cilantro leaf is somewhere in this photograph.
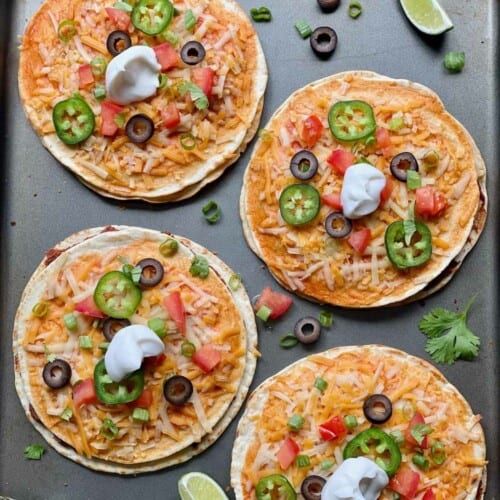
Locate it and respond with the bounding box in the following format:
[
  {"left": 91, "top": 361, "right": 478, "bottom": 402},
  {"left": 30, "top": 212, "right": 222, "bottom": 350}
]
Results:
[
  {"left": 24, "top": 444, "right": 45, "bottom": 460},
  {"left": 180, "top": 81, "right": 209, "bottom": 110},
  {"left": 418, "top": 295, "right": 480, "bottom": 364}
]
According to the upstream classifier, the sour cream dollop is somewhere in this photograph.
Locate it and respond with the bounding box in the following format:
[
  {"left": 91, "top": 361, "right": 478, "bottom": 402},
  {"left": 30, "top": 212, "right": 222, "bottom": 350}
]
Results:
[
  {"left": 340, "top": 163, "right": 386, "bottom": 219},
  {"left": 104, "top": 324, "right": 164, "bottom": 382},
  {"left": 321, "top": 457, "right": 389, "bottom": 500},
  {"left": 105, "top": 46, "right": 161, "bottom": 105}
]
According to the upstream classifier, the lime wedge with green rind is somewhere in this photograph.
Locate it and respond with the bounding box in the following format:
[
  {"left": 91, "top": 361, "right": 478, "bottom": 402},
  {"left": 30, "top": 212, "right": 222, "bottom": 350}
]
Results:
[
  {"left": 400, "top": 0, "right": 454, "bottom": 35},
  {"left": 178, "top": 472, "right": 229, "bottom": 500}
]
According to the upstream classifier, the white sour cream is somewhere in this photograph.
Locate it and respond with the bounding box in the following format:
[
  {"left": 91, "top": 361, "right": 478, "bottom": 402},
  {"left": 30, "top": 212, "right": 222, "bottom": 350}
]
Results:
[
  {"left": 104, "top": 324, "right": 164, "bottom": 382},
  {"left": 340, "top": 163, "right": 386, "bottom": 219},
  {"left": 321, "top": 457, "right": 389, "bottom": 500},
  {"left": 105, "top": 46, "right": 161, "bottom": 105}
]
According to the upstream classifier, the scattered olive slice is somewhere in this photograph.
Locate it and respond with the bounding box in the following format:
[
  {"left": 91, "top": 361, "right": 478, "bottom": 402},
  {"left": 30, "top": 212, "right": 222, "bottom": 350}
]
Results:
[
  {"left": 363, "top": 394, "right": 393, "bottom": 424},
  {"left": 42, "top": 359, "right": 72, "bottom": 389},
  {"left": 310, "top": 27, "right": 338, "bottom": 58},
  {"left": 290, "top": 150, "right": 319, "bottom": 180},
  {"left": 125, "top": 114, "right": 155, "bottom": 143},
  {"left": 180, "top": 41, "right": 206, "bottom": 65},
  {"left": 294, "top": 317, "right": 322, "bottom": 344},
  {"left": 136, "top": 258, "right": 164, "bottom": 288},
  {"left": 325, "top": 212, "right": 352, "bottom": 238},
  {"left": 163, "top": 375, "right": 193, "bottom": 406},
  {"left": 106, "top": 30, "right": 132, "bottom": 56},
  {"left": 102, "top": 318, "right": 131, "bottom": 342},
  {"left": 390, "top": 152, "right": 419, "bottom": 182},
  {"left": 317, "top": 0, "right": 340, "bottom": 13},
  {"left": 301, "top": 475, "right": 326, "bottom": 500}
]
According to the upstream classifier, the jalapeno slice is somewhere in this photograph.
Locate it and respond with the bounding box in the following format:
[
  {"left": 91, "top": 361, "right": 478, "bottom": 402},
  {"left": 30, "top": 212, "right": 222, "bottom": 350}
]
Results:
[
  {"left": 94, "top": 359, "right": 144, "bottom": 404},
  {"left": 279, "top": 184, "right": 320, "bottom": 226},
  {"left": 52, "top": 97, "right": 95, "bottom": 145},
  {"left": 385, "top": 220, "right": 432, "bottom": 269},
  {"left": 131, "top": 0, "right": 174, "bottom": 35},
  {"left": 256, "top": 474, "right": 297, "bottom": 500},
  {"left": 343, "top": 428, "right": 401, "bottom": 476},
  {"left": 328, "top": 100, "right": 376, "bottom": 142},
  {"left": 93, "top": 271, "right": 142, "bottom": 319}
]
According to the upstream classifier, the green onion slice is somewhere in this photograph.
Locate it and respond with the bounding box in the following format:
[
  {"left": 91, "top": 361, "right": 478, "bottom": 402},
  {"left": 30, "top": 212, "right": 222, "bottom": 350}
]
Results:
[
  {"left": 79, "top": 335, "right": 93, "bottom": 349},
  {"left": 32, "top": 301, "right": 49, "bottom": 318},
  {"left": 90, "top": 56, "right": 107, "bottom": 76},
  {"left": 258, "top": 128, "right": 272, "bottom": 142},
  {"left": 279, "top": 334, "right": 298, "bottom": 348},
  {"left": 148, "top": 317, "right": 167, "bottom": 337},
  {"left": 343, "top": 415, "right": 358, "bottom": 429},
  {"left": 412, "top": 453, "right": 429, "bottom": 470},
  {"left": 431, "top": 441, "right": 446, "bottom": 465},
  {"left": 93, "top": 84, "right": 106, "bottom": 101},
  {"left": 320, "top": 459, "right": 335, "bottom": 470},
  {"left": 348, "top": 1, "right": 363, "bottom": 19},
  {"left": 228, "top": 273, "right": 242, "bottom": 291},
  {"left": 189, "top": 255, "right": 209, "bottom": 278},
  {"left": 180, "top": 81, "right": 209, "bottom": 110},
  {"left": 201, "top": 200, "right": 221, "bottom": 224},
  {"left": 319, "top": 310, "right": 333, "bottom": 327},
  {"left": 256, "top": 305, "right": 272, "bottom": 322},
  {"left": 179, "top": 132, "right": 197, "bottom": 150},
  {"left": 44, "top": 345, "right": 56, "bottom": 363},
  {"left": 287, "top": 414, "right": 305, "bottom": 431},
  {"left": 63, "top": 313, "right": 78, "bottom": 331},
  {"left": 159, "top": 237, "right": 178, "bottom": 257},
  {"left": 406, "top": 170, "right": 421, "bottom": 190},
  {"left": 184, "top": 9, "right": 196, "bottom": 30},
  {"left": 388, "top": 116, "right": 404, "bottom": 131},
  {"left": 114, "top": 112, "right": 127, "bottom": 128},
  {"left": 101, "top": 418, "right": 119, "bottom": 440},
  {"left": 180, "top": 340, "right": 196, "bottom": 358},
  {"left": 113, "top": 1, "right": 133, "bottom": 12},
  {"left": 294, "top": 20, "right": 312, "bottom": 39},
  {"left": 60, "top": 407, "right": 73, "bottom": 421},
  {"left": 162, "top": 30, "right": 179, "bottom": 46},
  {"left": 390, "top": 429, "right": 405, "bottom": 445},
  {"left": 57, "top": 20, "right": 77, "bottom": 43},
  {"left": 296, "top": 454, "right": 311, "bottom": 468},
  {"left": 250, "top": 6, "right": 272, "bottom": 22},
  {"left": 98, "top": 342, "right": 110, "bottom": 351},
  {"left": 314, "top": 376, "right": 328, "bottom": 392},
  {"left": 158, "top": 73, "right": 168, "bottom": 89},
  {"left": 444, "top": 51, "right": 465, "bottom": 72},
  {"left": 132, "top": 407, "right": 150, "bottom": 422}
]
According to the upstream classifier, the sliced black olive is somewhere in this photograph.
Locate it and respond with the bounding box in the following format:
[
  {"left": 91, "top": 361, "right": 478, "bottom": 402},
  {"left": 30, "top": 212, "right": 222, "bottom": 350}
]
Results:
[
  {"left": 310, "top": 27, "right": 338, "bottom": 59},
  {"left": 163, "top": 375, "right": 193, "bottom": 406},
  {"left": 390, "top": 152, "right": 419, "bottom": 182},
  {"left": 325, "top": 211, "right": 352, "bottom": 238},
  {"left": 363, "top": 394, "right": 393, "bottom": 424},
  {"left": 301, "top": 475, "right": 326, "bottom": 500},
  {"left": 106, "top": 30, "right": 132, "bottom": 56},
  {"left": 102, "top": 318, "right": 131, "bottom": 341},
  {"left": 294, "top": 317, "right": 321, "bottom": 344},
  {"left": 136, "top": 258, "right": 164, "bottom": 288},
  {"left": 317, "top": 0, "right": 340, "bottom": 13},
  {"left": 42, "top": 359, "right": 72, "bottom": 389},
  {"left": 290, "top": 150, "right": 319, "bottom": 180},
  {"left": 180, "top": 41, "right": 206, "bottom": 65},
  {"left": 125, "top": 114, "right": 154, "bottom": 144}
]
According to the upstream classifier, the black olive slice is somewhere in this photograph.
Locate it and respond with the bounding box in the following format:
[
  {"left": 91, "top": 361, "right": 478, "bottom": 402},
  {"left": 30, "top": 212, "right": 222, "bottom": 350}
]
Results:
[
  {"left": 180, "top": 41, "right": 206, "bottom": 65},
  {"left": 125, "top": 114, "right": 155, "bottom": 144},
  {"left": 42, "top": 359, "right": 72, "bottom": 389},
  {"left": 102, "top": 318, "right": 131, "bottom": 342},
  {"left": 325, "top": 211, "right": 352, "bottom": 238},
  {"left": 163, "top": 375, "right": 193, "bottom": 406},
  {"left": 390, "top": 152, "right": 419, "bottom": 182},
  {"left": 310, "top": 27, "right": 338, "bottom": 59},
  {"left": 301, "top": 475, "right": 326, "bottom": 500},
  {"left": 290, "top": 150, "right": 319, "bottom": 180},
  {"left": 317, "top": 0, "right": 340, "bottom": 13},
  {"left": 294, "top": 317, "right": 322, "bottom": 344},
  {"left": 136, "top": 258, "right": 164, "bottom": 288},
  {"left": 106, "top": 30, "right": 132, "bottom": 56},
  {"left": 363, "top": 394, "right": 393, "bottom": 424}
]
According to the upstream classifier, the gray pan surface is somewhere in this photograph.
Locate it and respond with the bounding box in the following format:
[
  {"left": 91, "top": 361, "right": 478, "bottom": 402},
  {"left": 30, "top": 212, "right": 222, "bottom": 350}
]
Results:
[{"left": 0, "top": 1, "right": 498, "bottom": 498}]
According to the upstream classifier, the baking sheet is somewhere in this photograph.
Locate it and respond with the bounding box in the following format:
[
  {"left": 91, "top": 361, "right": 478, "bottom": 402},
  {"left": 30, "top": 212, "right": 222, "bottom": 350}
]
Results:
[{"left": 1, "top": 1, "right": 498, "bottom": 498}]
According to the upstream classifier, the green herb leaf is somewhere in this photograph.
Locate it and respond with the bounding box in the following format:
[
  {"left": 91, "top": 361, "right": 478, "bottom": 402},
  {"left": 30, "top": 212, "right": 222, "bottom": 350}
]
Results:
[
  {"left": 189, "top": 255, "right": 209, "bottom": 278},
  {"left": 180, "top": 81, "right": 209, "bottom": 110},
  {"left": 24, "top": 444, "right": 45, "bottom": 460}
]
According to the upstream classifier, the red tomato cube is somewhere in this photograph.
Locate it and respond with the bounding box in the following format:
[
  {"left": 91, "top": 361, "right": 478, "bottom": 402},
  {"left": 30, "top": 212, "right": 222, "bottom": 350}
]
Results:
[
  {"left": 153, "top": 42, "right": 180, "bottom": 71},
  {"left": 73, "top": 378, "right": 98, "bottom": 408},
  {"left": 163, "top": 291, "right": 186, "bottom": 334},
  {"left": 327, "top": 149, "right": 356, "bottom": 176},
  {"left": 388, "top": 466, "right": 420, "bottom": 499},
  {"left": 301, "top": 115, "right": 323, "bottom": 148},
  {"left": 276, "top": 437, "right": 299, "bottom": 470},
  {"left": 253, "top": 287, "right": 293, "bottom": 320},
  {"left": 192, "top": 344, "right": 222, "bottom": 373},
  {"left": 348, "top": 227, "right": 371, "bottom": 255}
]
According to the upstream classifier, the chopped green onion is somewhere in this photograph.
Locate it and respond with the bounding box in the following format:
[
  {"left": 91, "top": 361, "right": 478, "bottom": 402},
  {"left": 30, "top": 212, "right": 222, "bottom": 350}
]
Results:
[
  {"left": 114, "top": 112, "right": 127, "bottom": 128},
  {"left": 180, "top": 81, "right": 209, "bottom": 110},
  {"left": 158, "top": 73, "right": 168, "bottom": 89},
  {"left": 287, "top": 414, "right": 305, "bottom": 431},
  {"left": 431, "top": 441, "right": 446, "bottom": 465},
  {"left": 113, "top": 1, "right": 133, "bottom": 11},
  {"left": 24, "top": 444, "right": 45, "bottom": 460},
  {"left": 320, "top": 459, "right": 335, "bottom": 470},
  {"left": 256, "top": 305, "right": 272, "bottom": 321},
  {"left": 60, "top": 407, "right": 73, "bottom": 421},
  {"left": 98, "top": 342, "right": 110, "bottom": 351},
  {"left": 162, "top": 30, "right": 179, "bottom": 46},
  {"left": 131, "top": 407, "right": 150, "bottom": 423},
  {"left": 314, "top": 376, "right": 328, "bottom": 393},
  {"left": 422, "top": 149, "right": 440, "bottom": 170},
  {"left": 364, "top": 134, "right": 376, "bottom": 146},
  {"left": 388, "top": 116, "right": 404, "bottom": 131},
  {"left": 279, "top": 334, "right": 299, "bottom": 348},
  {"left": 319, "top": 310, "right": 333, "bottom": 327},
  {"left": 406, "top": 170, "right": 421, "bottom": 190},
  {"left": 444, "top": 51, "right": 465, "bottom": 73},
  {"left": 79, "top": 336, "right": 93, "bottom": 349},
  {"left": 228, "top": 273, "right": 242, "bottom": 291},
  {"left": 348, "top": 1, "right": 363, "bottom": 18},
  {"left": 343, "top": 415, "right": 358, "bottom": 429},
  {"left": 250, "top": 6, "right": 272, "bottom": 22},
  {"left": 412, "top": 453, "right": 429, "bottom": 470},
  {"left": 179, "top": 132, "right": 197, "bottom": 150},
  {"left": 258, "top": 128, "right": 273, "bottom": 142},
  {"left": 44, "top": 345, "right": 56, "bottom": 363},
  {"left": 32, "top": 301, "right": 49, "bottom": 318},
  {"left": 122, "top": 264, "right": 142, "bottom": 284},
  {"left": 63, "top": 313, "right": 78, "bottom": 331},
  {"left": 410, "top": 423, "right": 433, "bottom": 446},
  {"left": 202, "top": 200, "right": 221, "bottom": 224},
  {"left": 93, "top": 84, "right": 106, "bottom": 101},
  {"left": 57, "top": 20, "right": 77, "bottom": 43},
  {"left": 90, "top": 56, "right": 107, "bottom": 76},
  {"left": 101, "top": 418, "right": 119, "bottom": 440},
  {"left": 148, "top": 317, "right": 167, "bottom": 338},
  {"left": 296, "top": 454, "right": 311, "bottom": 468},
  {"left": 160, "top": 237, "right": 178, "bottom": 257},
  {"left": 189, "top": 255, "right": 209, "bottom": 278},
  {"left": 184, "top": 9, "right": 196, "bottom": 30},
  {"left": 294, "top": 20, "right": 312, "bottom": 39},
  {"left": 181, "top": 340, "right": 196, "bottom": 358},
  {"left": 390, "top": 429, "right": 405, "bottom": 445}
]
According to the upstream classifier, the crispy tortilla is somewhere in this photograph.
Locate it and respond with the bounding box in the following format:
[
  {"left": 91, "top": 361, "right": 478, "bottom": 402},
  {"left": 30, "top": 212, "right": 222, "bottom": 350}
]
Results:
[
  {"left": 240, "top": 71, "right": 487, "bottom": 307},
  {"left": 231, "top": 345, "right": 487, "bottom": 499},
  {"left": 13, "top": 226, "right": 258, "bottom": 473},
  {"left": 19, "top": 0, "right": 267, "bottom": 202}
]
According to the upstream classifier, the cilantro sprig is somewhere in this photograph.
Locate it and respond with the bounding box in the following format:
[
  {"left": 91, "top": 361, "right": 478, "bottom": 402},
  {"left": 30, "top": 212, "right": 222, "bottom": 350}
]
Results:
[{"left": 418, "top": 295, "right": 480, "bottom": 364}]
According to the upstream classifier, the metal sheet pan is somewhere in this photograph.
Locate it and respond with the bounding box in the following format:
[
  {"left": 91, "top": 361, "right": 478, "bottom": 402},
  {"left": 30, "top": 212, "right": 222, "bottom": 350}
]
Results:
[{"left": 1, "top": 1, "right": 498, "bottom": 498}]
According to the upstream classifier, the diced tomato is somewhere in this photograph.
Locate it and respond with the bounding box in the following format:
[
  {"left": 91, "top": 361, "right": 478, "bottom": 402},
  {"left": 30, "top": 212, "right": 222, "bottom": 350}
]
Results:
[
  {"left": 142, "top": 353, "right": 166, "bottom": 371},
  {"left": 161, "top": 102, "right": 181, "bottom": 129},
  {"left": 75, "top": 296, "right": 106, "bottom": 318},
  {"left": 78, "top": 64, "right": 94, "bottom": 89},
  {"left": 100, "top": 101, "right": 124, "bottom": 137},
  {"left": 153, "top": 42, "right": 180, "bottom": 72},
  {"left": 163, "top": 291, "right": 186, "bottom": 334},
  {"left": 73, "top": 378, "right": 98, "bottom": 408},
  {"left": 388, "top": 467, "right": 420, "bottom": 499},
  {"left": 301, "top": 115, "right": 323, "bottom": 148},
  {"left": 254, "top": 286, "right": 293, "bottom": 320},
  {"left": 376, "top": 127, "right": 392, "bottom": 148},
  {"left": 348, "top": 227, "right": 371, "bottom": 255},
  {"left": 276, "top": 437, "right": 299, "bottom": 470},
  {"left": 192, "top": 67, "right": 215, "bottom": 97},
  {"left": 192, "top": 344, "right": 222, "bottom": 373},
  {"left": 379, "top": 176, "right": 394, "bottom": 206},
  {"left": 318, "top": 415, "right": 347, "bottom": 442},
  {"left": 327, "top": 149, "right": 356, "bottom": 176},
  {"left": 128, "top": 388, "right": 153, "bottom": 409},
  {"left": 405, "top": 411, "right": 429, "bottom": 449},
  {"left": 415, "top": 186, "right": 447, "bottom": 218},
  {"left": 105, "top": 7, "right": 130, "bottom": 31},
  {"left": 321, "top": 192, "right": 343, "bottom": 210},
  {"left": 422, "top": 488, "right": 436, "bottom": 500}
]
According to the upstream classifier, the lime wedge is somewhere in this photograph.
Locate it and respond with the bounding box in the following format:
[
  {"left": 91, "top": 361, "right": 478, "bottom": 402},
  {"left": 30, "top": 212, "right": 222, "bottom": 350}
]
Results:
[
  {"left": 178, "top": 472, "right": 229, "bottom": 500},
  {"left": 400, "top": 0, "right": 453, "bottom": 35}
]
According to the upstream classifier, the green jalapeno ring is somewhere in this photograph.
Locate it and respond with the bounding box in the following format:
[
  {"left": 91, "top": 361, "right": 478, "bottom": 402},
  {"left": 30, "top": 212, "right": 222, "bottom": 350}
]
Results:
[
  {"left": 52, "top": 97, "right": 95, "bottom": 145},
  {"left": 328, "top": 100, "right": 376, "bottom": 142},
  {"left": 385, "top": 220, "right": 432, "bottom": 269},
  {"left": 279, "top": 184, "right": 321, "bottom": 226},
  {"left": 131, "top": 0, "right": 174, "bottom": 35},
  {"left": 94, "top": 359, "right": 145, "bottom": 404},
  {"left": 255, "top": 473, "right": 297, "bottom": 500}
]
